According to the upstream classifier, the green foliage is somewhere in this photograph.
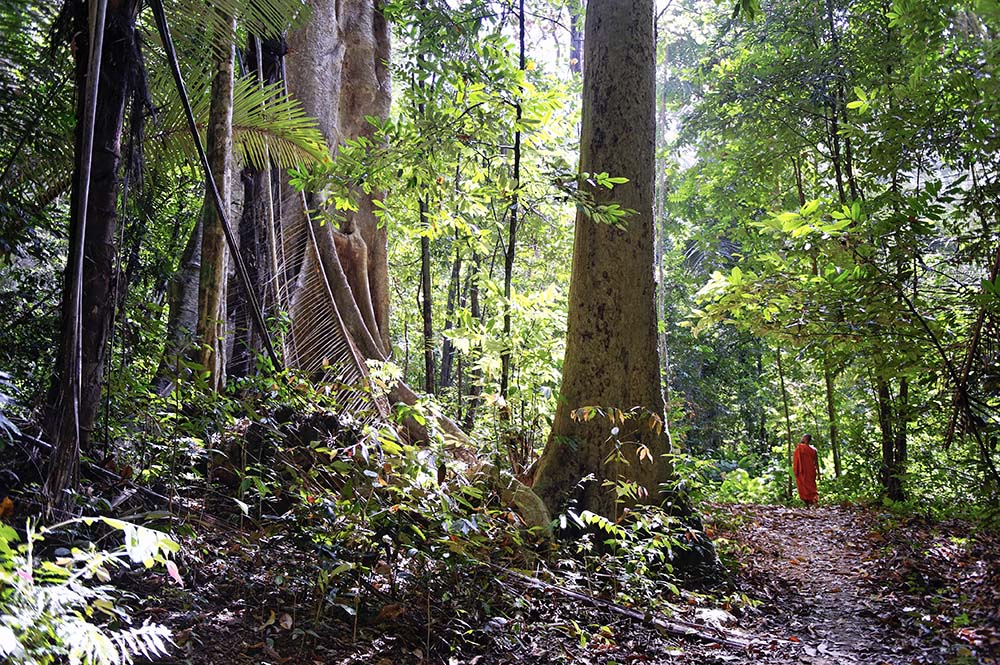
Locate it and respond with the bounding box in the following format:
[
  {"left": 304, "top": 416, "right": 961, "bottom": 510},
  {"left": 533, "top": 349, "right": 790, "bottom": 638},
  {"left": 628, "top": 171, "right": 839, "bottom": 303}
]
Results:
[
  {"left": 560, "top": 506, "right": 691, "bottom": 606},
  {"left": 148, "top": 71, "right": 331, "bottom": 170},
  {"left": 0, "top": 519, "right": 178, "bottom": 664},
  {"left": 658, "top": 0, "right": 1000, "bottom": 508}
]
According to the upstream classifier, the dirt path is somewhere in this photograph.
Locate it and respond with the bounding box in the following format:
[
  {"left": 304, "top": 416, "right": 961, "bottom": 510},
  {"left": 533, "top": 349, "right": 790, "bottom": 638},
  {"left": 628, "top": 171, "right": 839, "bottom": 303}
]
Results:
[{"left": 722, "top": 504, "right": 958, "bottom": 664}]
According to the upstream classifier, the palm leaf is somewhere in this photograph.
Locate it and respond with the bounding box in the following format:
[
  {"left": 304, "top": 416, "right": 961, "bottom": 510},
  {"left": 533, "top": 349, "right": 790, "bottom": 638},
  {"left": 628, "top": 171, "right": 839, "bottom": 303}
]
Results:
[
  {"left": 148, "top": 71, "right": 330, "bottom": 170},
  {"left": 165, "top": 0, "right": 310, "bottom": 60},
  {"left": 230, "top": 77, "right": 330, "bottom": 168},
  {"left": 269, "top": 187, "right": 389, "bottom": 423}
]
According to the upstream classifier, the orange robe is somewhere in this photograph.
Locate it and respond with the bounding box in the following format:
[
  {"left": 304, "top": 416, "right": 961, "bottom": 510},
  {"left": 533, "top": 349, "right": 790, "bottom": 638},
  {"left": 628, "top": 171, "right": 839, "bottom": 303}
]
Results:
[{"left": 793, "top": 443, "right": 819, "bottom": 504}]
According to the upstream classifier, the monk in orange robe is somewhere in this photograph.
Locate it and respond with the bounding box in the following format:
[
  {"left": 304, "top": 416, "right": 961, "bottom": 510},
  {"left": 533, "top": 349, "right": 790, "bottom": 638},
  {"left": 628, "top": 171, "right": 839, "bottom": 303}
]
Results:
[{"left": 793, "top": 434, "right": 819, "bottom": 506}]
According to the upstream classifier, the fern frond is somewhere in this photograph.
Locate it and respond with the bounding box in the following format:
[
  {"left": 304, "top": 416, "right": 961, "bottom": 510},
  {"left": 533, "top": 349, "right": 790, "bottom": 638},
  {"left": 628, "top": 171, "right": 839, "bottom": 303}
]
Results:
[
  {"left": 58, "top": 618, "right": 117, "bottom": 665},
  {"left": 110, "top": 620, "right": 173, "bottom": 664}
]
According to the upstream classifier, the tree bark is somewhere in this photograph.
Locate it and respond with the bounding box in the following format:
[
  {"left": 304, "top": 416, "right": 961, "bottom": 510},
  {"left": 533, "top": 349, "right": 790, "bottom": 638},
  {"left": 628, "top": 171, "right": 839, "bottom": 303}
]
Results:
[
  {"left": 420, "top": 217, "right": 434, "bottom": 394},
  {"left": 228, "top": 36, "right": 286, "bottom": 379},
  {"left": 156, "top": 218, "right": 201, "bottom": 390},
  {"left": 531, "top": 0, "right": 669, "bottom": 519},
  {"left": 285, "top": 0, "right": 391, "bottom": 356},
  {"left": 824, "top": 358, "right": 842, "bottom": 478},
  {"left": 500, "top": 0, "right": 525, "bottom": 403},
  {"left": 463, "top": 252, "right": 484, "bottom": 430},
  {"left": 777, "top": 346, "right": 794, "bottom": 500},
  {"left": 568, "top": 0, "right": 584, "bottom": 74},
  {"left": 875, "top": 375, "right": 907, "bottom": 501},
  {"left": 228, "top": 163, "right": 265, "bottom": 379},
  {"left": 195, "top": 13, "right": 235, "bottom": 392},
  {"left": 44, "top": 0, "right": 140, "bottom": 509},
  {"left": 439, "top": 244, "right": 462, "bottom": 389}
]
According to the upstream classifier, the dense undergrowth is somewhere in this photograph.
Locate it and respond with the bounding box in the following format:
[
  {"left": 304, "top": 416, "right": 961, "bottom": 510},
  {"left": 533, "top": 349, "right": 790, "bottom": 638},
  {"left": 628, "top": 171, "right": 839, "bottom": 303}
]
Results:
[
  {"left": 3, "top": 368, "right": 998, "bottom": 663},
  {"left": 1, "top": 372, "right": 735, "bottom": 663}
]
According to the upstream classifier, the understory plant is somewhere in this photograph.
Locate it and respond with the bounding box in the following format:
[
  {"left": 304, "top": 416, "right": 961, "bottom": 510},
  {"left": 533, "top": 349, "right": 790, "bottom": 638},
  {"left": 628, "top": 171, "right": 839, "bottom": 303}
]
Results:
[{"left": 0, "top": 517, "right": 178, "bottom": 664}]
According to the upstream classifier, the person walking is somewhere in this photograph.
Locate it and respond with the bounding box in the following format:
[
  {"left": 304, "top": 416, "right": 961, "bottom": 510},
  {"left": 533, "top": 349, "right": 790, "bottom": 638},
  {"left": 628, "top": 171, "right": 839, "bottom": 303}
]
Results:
[{"left": 793, "top": 434, "right": 819, "bottom": 506}]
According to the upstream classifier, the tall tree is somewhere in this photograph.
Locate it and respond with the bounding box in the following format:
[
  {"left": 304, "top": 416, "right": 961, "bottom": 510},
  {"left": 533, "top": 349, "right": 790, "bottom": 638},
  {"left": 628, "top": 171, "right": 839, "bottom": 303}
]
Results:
[
  {"left": 531, "top": 0, "right": 670, "bottom": 519},
  {"left": 43, "top": 0, "right": 144, "bottom": 510}
]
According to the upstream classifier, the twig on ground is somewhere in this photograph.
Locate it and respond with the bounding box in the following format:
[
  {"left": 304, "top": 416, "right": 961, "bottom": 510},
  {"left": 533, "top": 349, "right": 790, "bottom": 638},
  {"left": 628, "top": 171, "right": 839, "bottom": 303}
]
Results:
[{"left": 484, "top": 562, "right": 751, "bottom": 649}]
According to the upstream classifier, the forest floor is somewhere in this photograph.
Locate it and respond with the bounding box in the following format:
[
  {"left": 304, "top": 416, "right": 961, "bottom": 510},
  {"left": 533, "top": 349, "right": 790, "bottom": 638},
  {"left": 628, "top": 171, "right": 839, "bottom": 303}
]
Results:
[
  {"left": 704, "top": 503, "right": 999, "bottom": 665},
  {"left": 117, "top": 499, "right": 999, "bottom": 664}
]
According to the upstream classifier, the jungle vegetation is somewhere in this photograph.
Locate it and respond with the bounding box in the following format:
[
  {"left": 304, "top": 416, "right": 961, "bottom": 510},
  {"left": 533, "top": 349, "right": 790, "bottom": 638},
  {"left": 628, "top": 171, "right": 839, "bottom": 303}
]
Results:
[{"left": 0, "top": 0, "right": 997, "bottom": 662}]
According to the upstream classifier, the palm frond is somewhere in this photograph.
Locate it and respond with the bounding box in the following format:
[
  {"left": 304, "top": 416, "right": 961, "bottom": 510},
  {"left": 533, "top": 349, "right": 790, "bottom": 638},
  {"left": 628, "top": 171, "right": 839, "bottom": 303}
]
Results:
[
  {"left": 165, "top": 0, "right": 310, "bottom": 60},
  {"left": 231, "top": 78, "right": 330, "bottom": 168},
  {"left": 273, "top": 187, "right": 389, "bottom": 424},
  {"left": 148, "top": 73, "right": 330, "bottom": 170}
]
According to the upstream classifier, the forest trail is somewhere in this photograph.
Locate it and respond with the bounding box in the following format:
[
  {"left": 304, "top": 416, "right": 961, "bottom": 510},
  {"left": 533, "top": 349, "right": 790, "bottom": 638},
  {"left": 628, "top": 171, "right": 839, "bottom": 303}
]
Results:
[
  {"left": 720, "top": 504, "right": 996, "bottom": 665},
  {"left": 732, "top": 504, "right": 909, "bottom": 663}
]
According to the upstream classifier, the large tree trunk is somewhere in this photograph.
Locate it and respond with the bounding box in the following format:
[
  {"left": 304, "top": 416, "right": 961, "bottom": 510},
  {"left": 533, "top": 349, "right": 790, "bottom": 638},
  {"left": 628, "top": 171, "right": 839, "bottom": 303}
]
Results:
[
  {"left": 282, "top": 0, "right": 461, "bottom": 442},
  {"left": 44, "top": 0, "right": 140, "bottom": 509},
  {"left": 284, "top": 0, "right": 391, "bottom": 357},
  {"left": 531, "top": 0, "right": 669, "bottom": 519},
  {"left": 195, "top": 13, "right": 236, "bottom": 391}
]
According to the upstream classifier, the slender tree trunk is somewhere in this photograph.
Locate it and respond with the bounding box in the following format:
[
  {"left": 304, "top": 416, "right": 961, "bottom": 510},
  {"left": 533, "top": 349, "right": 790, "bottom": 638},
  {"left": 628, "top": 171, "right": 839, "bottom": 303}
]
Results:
[
  {"left": 195, "top": 12, "right": 236, "bottom": 391},
  {"left": 45, "top": 0, "right": 140, "bottom": 510},
  {"left": 439, "top": 244, "right": 462, "bottom": 388},
  {"left": 228, "top": 164, "right": 264, "bottom": 379},
  {"left": 463, "top": 252, "right": 484, "bottom": 430},
  {"left": 776, "top": 346, "right": 794, "bottom": 500},
  {"left": 228, "top": 36, "right": 285, "bottom": 379},
  {"left": 825, "top": 0, "right": 860, "bottom": 201},
  {"left": 532, "top": 0, "right": 669, "bottom": 519},
  {"left": 875, "top": 375, "right": 907, "bottom": 501},
  {"left": 156, "top": 219, "right": 202, "bottom": 389},
  {"left": 824, "top": 358, "right": 842, "bottom": 478},
  {"left": 568, "top": 0, "right": 583, "bottom": 74},
  {"left": 500, "top": 0, "right": 525, "bottom": 403},
  {"left": 419, "top": 214, "right": 434, "bottom": 394},
  {"left": 892, "top": 377, "right": 908, "bottom": 500}
]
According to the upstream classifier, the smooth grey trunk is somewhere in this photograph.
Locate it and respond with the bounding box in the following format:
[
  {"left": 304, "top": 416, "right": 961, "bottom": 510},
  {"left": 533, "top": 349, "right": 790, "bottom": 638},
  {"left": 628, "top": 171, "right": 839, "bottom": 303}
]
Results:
[
  {"left": 284, "top": 0, "right": 391, "bottom": 356},
  {"left": 156, "top": 218, "right": 202, "bottom": 389}
]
